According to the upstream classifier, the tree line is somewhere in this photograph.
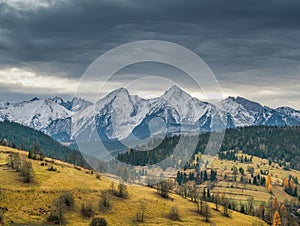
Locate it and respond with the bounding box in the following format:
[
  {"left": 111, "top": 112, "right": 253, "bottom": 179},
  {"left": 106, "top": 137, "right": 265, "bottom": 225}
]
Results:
[
  {"left": 117, "top": 126, "right": 300, "bottom": 170},
  {"left": 0, "top": 121, "right": 87, "bottom": 167}
]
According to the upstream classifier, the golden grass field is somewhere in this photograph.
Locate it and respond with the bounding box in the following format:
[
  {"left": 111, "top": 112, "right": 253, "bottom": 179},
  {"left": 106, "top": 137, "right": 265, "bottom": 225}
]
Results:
[{"left": 0, "top": 145, "right": 268, "bottom": 226}]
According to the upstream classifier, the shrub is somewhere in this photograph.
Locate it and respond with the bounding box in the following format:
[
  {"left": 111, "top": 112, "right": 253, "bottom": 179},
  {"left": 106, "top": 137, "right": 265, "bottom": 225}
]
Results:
[
  {"left": 135, "top": 199, "right": 146, "bottom": 222},
  {"left": 117, "top": 183, "right": 128, "bottom": 198},
  {"left": 99, "top": 192, "right": 112, "bottom": 213},
  {"left": 47, "top": 198, "right": 65, "bottom": 224},
  {"left": 168, "top": 206, "right": 180, "bottom": 221},
  {"left": 40, "top": 161, "right": 47, "bottom": 166},
  {"left": 47, "top": 212, "right": 65, "bottom": 225},
  {"left": 60, "top": 192, "right": 75, "bottom": 209},
  {"left": 47, "top": 192, "right": 73, "bottom": 224},
  {"left": 90, "top": 217, "right": 107, "bottom": 226},
  {"left": 21, "top": 160, "right": 33, "bottom": 183},
  {"left": 81, "top": 201, "right": 95, "bottom": 218},
  {"left": 157, "top": 181, "right": 170, "bottom": 198},
  {"left": 47, "top": 165, "right": 57, "bottom": 172},
  {"left": 111, "top": 183, "right": 128, "bottom": 198},
  {"left": 86, "top": 170, "right": 94, "bottom": 175}
]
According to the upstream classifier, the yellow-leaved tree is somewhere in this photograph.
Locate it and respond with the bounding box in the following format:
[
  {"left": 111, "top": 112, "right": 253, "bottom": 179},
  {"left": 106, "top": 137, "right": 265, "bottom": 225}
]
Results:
[
  {"left": 283, "top": 177, "right": 289, "bottom": 189},
  {"left": 272, "top": 210, "right": 281, "bottom": 226},
  {"left": 266, "top": 173, "right": 272, "bottom": 193}
]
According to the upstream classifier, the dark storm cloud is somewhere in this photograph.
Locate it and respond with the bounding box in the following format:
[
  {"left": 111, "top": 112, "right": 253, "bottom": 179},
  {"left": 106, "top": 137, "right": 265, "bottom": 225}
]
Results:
[{"left": 0, "top": 0, "right": 300, "bottom": 108}]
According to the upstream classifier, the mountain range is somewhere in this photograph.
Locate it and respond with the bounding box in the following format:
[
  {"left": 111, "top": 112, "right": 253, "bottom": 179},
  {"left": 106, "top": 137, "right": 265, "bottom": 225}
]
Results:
[{"left": 1, "top": 85, "right": 300, "bottom": 143}]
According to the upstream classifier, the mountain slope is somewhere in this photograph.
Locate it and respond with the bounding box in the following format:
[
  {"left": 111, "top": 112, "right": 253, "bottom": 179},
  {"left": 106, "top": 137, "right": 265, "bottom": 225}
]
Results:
[{"left": 0, "top": 121, "right": 85, "bottom": 165}]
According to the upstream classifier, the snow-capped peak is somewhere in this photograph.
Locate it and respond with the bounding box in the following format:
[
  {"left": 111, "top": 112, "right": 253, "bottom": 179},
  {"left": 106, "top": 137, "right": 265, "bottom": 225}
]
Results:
[
  {"left": 217, "top": 96, "right": 262, "bottom": 127},
  {"left": 220, "top": 96, "right": 263, "bottom": 112},
  {"left": 162, "top": 85, "right": 192, "bottom": 102},
  {"left": 96, "top": 87, "right": 129, "bottom": 104},
  {"left": 67, "top": 97, "right": 92, "bottom": 112}
]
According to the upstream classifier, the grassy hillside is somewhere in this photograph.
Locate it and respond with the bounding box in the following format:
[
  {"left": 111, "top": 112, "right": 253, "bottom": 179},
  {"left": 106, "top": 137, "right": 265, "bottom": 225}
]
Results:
[{"left": 0, "top": 145, "right": 267, "bottom": 226}]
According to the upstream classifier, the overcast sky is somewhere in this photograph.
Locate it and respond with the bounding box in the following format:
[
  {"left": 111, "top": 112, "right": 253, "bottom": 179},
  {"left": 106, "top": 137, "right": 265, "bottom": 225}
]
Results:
[{"left": 0, "top": 0, "right": 300, "bottom": 108}]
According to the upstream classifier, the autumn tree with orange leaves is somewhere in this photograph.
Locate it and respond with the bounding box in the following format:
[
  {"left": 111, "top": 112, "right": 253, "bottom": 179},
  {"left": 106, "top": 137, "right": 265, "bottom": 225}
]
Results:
[
  {"left": 266, "top": 173, "right": 273, "bottom": 193},
  {"left": 272, "top": 211, "right": 281, "bottom": 226}
]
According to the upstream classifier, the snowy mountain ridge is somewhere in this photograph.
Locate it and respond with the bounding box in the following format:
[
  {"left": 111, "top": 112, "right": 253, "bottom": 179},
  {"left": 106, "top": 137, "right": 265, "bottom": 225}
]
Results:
[{"left": 1, "top": 85, "right": 300, "bottom": 142}]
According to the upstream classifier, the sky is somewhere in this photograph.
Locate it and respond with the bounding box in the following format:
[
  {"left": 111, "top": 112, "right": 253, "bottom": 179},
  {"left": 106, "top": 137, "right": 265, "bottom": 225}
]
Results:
[{"left": 0, "top": 0, "right": 300, "bottom": 108}]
